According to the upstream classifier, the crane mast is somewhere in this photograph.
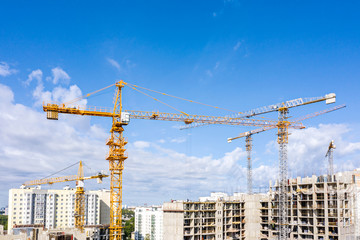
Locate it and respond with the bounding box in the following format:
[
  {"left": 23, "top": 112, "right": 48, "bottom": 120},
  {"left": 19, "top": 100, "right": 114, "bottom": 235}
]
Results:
[
  {"left": 245, "top": 135, "right": 253, "bottom": 194},
  {"left": 75, "top": 161, "right": 85, "bottom": 232},
  {"left": 277, "top": 107, "right": 290, "bottom": 239},
  {"left": 326, "top": 140, "right": 336, "bottom": 181},
  {"left": 107, "top": 81, "right": 127, "bottom": 239}
]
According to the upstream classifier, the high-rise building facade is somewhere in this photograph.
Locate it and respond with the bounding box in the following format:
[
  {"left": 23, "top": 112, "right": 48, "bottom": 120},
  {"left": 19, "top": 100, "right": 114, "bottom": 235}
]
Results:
[
  {"left": 163, "top": 169, "right": 360, "bottom": 240},
  {"left": 261, "top": 169, "right": 360, "bottom": 240},
  {"left": 7, "top": 186, "right": 110, "bottom": 232},
  {"left": 163, "top": 192, "right": 266, "bottom": 240},
  {"left": 135, "top": 206, "right": 163, "bottom": 240}
]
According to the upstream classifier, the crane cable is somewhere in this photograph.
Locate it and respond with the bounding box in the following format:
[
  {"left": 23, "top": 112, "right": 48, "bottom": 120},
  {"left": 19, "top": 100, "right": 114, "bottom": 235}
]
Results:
[
  {"left": 61, "top": 80, "right": 272, "bottom": 120},
  {"left": 125, "top": 82, "right": 277, "bottom": 120},
  {"left": 124, "top": 83, "right": 190, "bottom": 116},
  {"left": 41, "top": 161, "right": 81, "bottom": 180},
  {"left": 63, "top": 83, "right": 116, "bottom": 106},
  {"left": 125, "top": 82, "right": 239, "bottom": 113}
]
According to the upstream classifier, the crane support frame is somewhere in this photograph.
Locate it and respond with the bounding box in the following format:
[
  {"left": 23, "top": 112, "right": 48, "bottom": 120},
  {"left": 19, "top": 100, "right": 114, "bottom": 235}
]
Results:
[
  {"left": 107, "top": 81, "right": 126, "bottom": 240},
  {"left": 278, "top": 108, "right": 289, "bottom": 240},
  {"left": 245, "top": 136, "right": 253, "bottom": 195}
]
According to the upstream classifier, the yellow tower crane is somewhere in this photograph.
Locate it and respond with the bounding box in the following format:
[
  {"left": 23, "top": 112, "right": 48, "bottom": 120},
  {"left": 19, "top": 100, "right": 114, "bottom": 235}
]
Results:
[
  {"left": 22, "top": 161, "right": 108, "bottom": 232},
  {"left": 227, "top": 105, "right": 345, "bottom": 195},
  {"left": 42, "top": 80, "right": 302, "bottom": 240}
]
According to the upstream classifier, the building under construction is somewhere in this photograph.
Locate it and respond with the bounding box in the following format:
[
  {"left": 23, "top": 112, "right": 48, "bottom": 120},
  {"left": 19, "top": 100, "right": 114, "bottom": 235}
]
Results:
[{"left": 163, "top": 169, "right": 360, "bottom": 240}]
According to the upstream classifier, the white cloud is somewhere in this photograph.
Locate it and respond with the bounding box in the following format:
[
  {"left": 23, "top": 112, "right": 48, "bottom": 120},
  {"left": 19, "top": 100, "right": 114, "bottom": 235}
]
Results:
[
  {"left": 170, "top": 137, "right": 186, "bottom": 143},
  {"left": 0, "top": 83, "right": 252, "bottom": 205},
  {"left": 133, "top": 141, "right": 151, "bottom": 149},
  {"left": 2, "top": 81, "right": 359, "bottom": 206},
  {"left": 205, "top": 70, "right": 213, "bottom": 77},
  {"left": 51, "top": 67, "right": 70, "bottom": 85},
  {"left": 265, "top": 124, "right": 360, "bottom": 178},
  {"left": 125, "top": 59, "right": 136, "bottom": 69},
  {"left": 107, "top": 58, "right": 122, "bottom": 72},
  {"left": 124, "top": 144, "right": 248, "bottom": 201},
  {"left": 0, "top": 62, "right": 17, "bottom": 77},
  {"left": 24, "top": 69, "right": 43, "bottom": 86},
  {"left": 0, "top": 83, "right": 108, "bottom": 206},
  {"left": 25, "top": 68, "right": 86, "bottom": 107},
  {"left": 33, "top": 84, "right": 87, "bottom": 107},
  {"left": 107, "top": 58, "right": 136, "bottom": 73},
  {"left": 233, "top": 41, "right": 241, "bottom": 51}
]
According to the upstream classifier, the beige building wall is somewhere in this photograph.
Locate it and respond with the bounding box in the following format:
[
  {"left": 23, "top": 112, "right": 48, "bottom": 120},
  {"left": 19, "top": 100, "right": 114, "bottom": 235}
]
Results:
[
  {"left": 243, "top": 194, "right": 265, "bottom": 240},
  {"left": 163, "top": 201, "right": 183, "bottom": 240}
]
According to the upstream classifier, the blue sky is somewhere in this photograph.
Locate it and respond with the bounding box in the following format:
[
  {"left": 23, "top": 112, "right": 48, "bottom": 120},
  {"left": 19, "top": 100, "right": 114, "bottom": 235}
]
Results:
[{"left": 0, "top": 0, "right": 360, "bottom": 207}]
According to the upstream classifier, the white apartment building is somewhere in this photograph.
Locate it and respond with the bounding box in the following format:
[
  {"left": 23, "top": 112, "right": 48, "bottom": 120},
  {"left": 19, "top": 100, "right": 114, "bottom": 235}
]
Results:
[
  {"left": 135, "top": 206, "right": 163, "bottom": 240},
  {"left": 7, "top": 186, "right": 110, "bottom": 232}
]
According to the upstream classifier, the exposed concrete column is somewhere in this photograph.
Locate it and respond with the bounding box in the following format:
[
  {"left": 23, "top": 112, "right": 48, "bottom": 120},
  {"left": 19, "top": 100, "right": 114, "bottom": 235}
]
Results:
[
  {"left": 215, "top": 201, "right": 223, "bottom": 240},
  {"left": 163, "top": 202, "right": 184, "bottom": 240},
  {"left": 324, "top": 179, "right": 329, "bottom": 239},
  {"left": 244, "top": 194, "right": 262, "bottom": 240}
]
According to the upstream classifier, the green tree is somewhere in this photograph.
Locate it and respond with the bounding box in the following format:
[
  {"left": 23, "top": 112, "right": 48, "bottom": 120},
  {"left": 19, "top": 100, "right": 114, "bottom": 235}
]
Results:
[
  {"left": 123, "top": 217, "right": 134, "bottom": 240},
  {"left": 122, "top": 209, "right": 135, "bottom": 219},
  {"left": 145, "top": 234, "right": 150, "bottom": 240},
  {"left": 0, "top": 215, "right": 8, "bottom": 230}
]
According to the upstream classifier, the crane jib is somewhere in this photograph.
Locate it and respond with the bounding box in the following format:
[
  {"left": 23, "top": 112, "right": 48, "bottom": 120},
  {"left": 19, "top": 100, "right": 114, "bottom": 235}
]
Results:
[{"left": 43, "top": 104, "right": 303, "bottom": 128}]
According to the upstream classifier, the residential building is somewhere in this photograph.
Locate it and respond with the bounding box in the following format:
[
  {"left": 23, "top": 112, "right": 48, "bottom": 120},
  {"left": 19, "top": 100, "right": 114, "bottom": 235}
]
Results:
[
  {"left": 135, "top": 206, "right": 163, "bottom": 240},
  {"left": 163, "top": 169, "right": 360, "bottom": 240},
  {"left": 262, "top": 168, "right": 360, "bottom": 240},
  {"left": 163, "top": 192, "right": 267, "bottom": 240},
  {"left": 7, "top": 186, "right": 110, "bottom": 232}
]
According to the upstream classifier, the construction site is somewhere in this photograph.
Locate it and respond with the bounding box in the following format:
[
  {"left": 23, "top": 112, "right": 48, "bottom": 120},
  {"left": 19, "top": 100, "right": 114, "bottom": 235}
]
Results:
[
  {"left": 163, "top": 168, "right": 360, "bottom": 240},
  {"left": 1, "top": 1, "right": 360, "bottom": 240},
  {"left": 0, "top": 79, "right": 357, "bottom": 240}
]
